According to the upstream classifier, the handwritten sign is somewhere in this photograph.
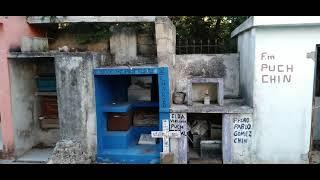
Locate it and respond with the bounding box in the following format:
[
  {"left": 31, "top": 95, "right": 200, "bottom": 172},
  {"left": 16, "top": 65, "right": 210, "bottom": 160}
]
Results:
[
  {"left": 170, "top": 113, "right": 187, "bottom": 136},
  {"left": 151, "top": 119, "right": 181, "bottom": 154},
  {"left": 233, "top": 117, "right": 252, "bottom": 144},
  {"left": 260, "top": 52, "right": 293, "bottom": 84}
]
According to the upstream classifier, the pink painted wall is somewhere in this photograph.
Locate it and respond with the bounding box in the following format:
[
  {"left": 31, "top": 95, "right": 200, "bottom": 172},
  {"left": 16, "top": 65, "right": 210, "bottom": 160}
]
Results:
[{"left": 0, "top": 16, "right": 44, "bottom": 157}]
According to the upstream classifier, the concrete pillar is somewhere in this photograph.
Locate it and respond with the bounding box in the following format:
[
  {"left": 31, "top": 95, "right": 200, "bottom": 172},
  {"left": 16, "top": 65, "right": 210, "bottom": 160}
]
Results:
[
  {"left": 155, "top": 16, "right": 176, "bottom": 103},
  {"left": 155, "top": 16, "right": 184, "bottom": 164},
  {"left": 55, "top": 52, "right": 106, "bottom": 161}
]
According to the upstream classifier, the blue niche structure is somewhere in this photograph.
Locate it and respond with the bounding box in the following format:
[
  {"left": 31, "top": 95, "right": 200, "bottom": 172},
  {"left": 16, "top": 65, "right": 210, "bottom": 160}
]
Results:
[{"left": 94, "top": 66, "right": 170, "bottom": 164}]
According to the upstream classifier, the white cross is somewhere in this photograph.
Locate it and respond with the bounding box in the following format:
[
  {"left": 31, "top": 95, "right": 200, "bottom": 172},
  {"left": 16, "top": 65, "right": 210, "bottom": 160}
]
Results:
[{"left": 151, "top": 119, "right": 181, "bottom": 154}]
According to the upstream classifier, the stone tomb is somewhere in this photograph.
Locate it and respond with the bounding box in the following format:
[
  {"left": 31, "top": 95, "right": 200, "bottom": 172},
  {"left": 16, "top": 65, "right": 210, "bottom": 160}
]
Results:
[{"left": 94, "top": 66, "right": 170, "bottom": 164}]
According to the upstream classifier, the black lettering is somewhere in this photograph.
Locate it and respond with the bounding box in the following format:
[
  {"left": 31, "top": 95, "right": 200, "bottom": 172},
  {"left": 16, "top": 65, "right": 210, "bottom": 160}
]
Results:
[
  {"left": 284, "top": 75, "right": 291, "bottom": 83},
  {"left": 287, "top": 65, "right": 293, "bottom": 72},
  {"left": 269, "top": 65, "right": 275, "bottom": 71},
  {"left": 270, "top": 75, "right": 276, "bottom": 83},
  {"left": 234, "top": 131, "right": 238, "bottom": 136},
  {"left": 261, "top": 52, "right": 267, "bottom": 60},
  {"left": 278, "top": 65, "right": 284, "bottom": 72},
  {"left": 262, "top": 75, "right": 268, "bottom": 83},
  {"left": 261, "top": 64, "right": 268, "bottom": 71}
]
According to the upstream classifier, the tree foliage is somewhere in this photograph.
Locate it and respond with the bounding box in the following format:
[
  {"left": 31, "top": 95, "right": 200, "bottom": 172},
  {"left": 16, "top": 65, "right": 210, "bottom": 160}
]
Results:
[{"left": 169, "top": 16, "right": 249, "bottom": 52}]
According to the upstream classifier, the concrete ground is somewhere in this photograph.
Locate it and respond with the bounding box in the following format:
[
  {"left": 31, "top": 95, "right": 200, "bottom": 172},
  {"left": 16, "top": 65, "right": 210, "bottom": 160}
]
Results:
[
  {"left": 1, "top": 145, "right": 318, "bottom": 164},
  {"left": 310, "top": 151, "right": 320, "bottom": 164},
  {"left": 14, "top": 148, "right": 53, "bottom": 163},
  {"left": 310, "top": 142, "right": 320, "bottom": 164},
  {"left": 1, "top": 148, "right": 53, "bottom": 164}
]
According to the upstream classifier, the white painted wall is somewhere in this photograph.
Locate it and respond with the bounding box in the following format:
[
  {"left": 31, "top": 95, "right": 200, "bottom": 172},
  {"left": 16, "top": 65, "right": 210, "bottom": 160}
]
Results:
[
  {"left": 238, "top": 29, "right": 255, "bottom": 106},
  {"left": 223, "top": 113, "right": 253, "bottom": 164},
  {"left": 254, "top": 16, "right": 320, "bottom": 27},
  {"left": 251, "top": 26, "right": 317, "bottom": 163}
]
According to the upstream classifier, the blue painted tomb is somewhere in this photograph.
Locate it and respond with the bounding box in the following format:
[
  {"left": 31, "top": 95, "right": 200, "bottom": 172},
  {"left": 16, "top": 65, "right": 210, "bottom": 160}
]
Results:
[{"left": 94, "top": 66, "right": 170, "bottom": 164}]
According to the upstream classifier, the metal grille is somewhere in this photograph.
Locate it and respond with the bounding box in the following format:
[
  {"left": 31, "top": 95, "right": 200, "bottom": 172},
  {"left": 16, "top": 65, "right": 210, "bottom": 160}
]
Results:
[{"left": 176, "top": 39, "right": 234, "bottom": 54}]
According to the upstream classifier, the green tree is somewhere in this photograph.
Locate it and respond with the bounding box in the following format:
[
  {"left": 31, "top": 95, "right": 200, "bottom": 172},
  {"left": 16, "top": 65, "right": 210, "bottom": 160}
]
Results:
[{"left": 169, "top": 16, "right": 249, "bottom": 53}]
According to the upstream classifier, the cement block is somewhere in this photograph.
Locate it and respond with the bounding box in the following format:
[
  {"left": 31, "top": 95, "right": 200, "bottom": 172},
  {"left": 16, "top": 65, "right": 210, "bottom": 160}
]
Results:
[
  {"left": 109, "top": 27, "right": 137, "bottom": 64},
  {"left": 155, "top": 24, "right": 170, "bottom": 39},
  {"left": 156, "top": 39, "right": 170, "bottom": 53},
  {"left": 21, "top": 36, "right": 48, "bottom": 52}
]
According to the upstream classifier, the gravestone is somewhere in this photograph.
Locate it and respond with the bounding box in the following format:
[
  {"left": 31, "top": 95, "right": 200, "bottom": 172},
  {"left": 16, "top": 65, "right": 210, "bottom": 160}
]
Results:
[{"left": 151, "top": 119, "right": 181, "bottom": 155}]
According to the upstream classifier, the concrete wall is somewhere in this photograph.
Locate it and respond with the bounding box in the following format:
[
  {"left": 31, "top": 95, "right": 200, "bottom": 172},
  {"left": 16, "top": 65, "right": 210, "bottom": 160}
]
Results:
[
  {"left": 247, "top": 26, "right": 318, "bottom": 163},
  {"left": 55, "top": 52, "right": 107, "bottom": 161},
  {"left": 174, "top": 54, "right": 240, "bottom": 103},
  {"left": 110, "top": 27, "right": 137, "bottom": 64},
  {"left": 137, "top": 33, "right": 156, "bottom": 57},
  {"left": 8, "top": 59, "right": 59, "bottom": 157},
  {"left": 237, "top": 29, "right": 255, "bottom": 106},
  {"left": 0, "top": 121, "right": 2, "bottom": 150},
  {"left": 9, "top": 60, "right": 38, "bottom": 157},
  {"left": 0, "top": 16, "right": 44, "bottom": 157},
  {"left": 109, "top": 27, "right": 156, "bottom": 65},
  {"left": 223, "top": 113, "right": 253, "bottom": 164}
]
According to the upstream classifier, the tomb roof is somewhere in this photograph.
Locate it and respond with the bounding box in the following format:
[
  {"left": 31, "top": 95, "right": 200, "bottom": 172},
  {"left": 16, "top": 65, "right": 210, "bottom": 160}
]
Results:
[
  {"left": 27, "top": 16, "right": 156, "bottom": 24},
  {"left": 231, "top": 16, "right": 320, "bottom": 38}
]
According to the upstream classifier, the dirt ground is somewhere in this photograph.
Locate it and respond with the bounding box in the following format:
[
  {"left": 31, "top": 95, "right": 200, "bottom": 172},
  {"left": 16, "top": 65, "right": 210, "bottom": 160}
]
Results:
[{"left": 310, "top": 151, "right": 320, "bottom": 164}]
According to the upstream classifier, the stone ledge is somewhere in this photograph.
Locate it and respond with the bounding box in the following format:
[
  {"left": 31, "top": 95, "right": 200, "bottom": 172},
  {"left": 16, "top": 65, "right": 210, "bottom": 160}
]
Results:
[
  {"left": 8, "top": 51, "right": 103, "bottom": 59},
  {"left": 171, "top": 99, "right": 253, "bottom": 114},
  {"left": 27, "top": 16, "right": 156, "bottom": 24}
]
